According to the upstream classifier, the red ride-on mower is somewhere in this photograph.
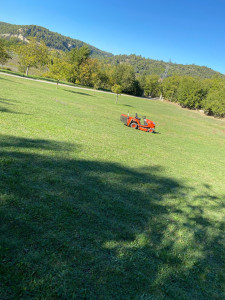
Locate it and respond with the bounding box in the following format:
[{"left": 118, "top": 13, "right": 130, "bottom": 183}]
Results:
[{"left": 120, "top": 113, "right": 156, "bottom": 133}]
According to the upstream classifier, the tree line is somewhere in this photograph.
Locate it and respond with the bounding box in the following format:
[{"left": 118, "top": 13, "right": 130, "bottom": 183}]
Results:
[
  {"left": 0, "top": 38, "right": 224, "bottom": 117},
  {"left": 160, "top": 75, "right": 225, "bottom": 117}
]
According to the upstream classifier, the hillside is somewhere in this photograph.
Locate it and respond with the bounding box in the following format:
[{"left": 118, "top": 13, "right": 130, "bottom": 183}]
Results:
[
  {"left": 0, "top": 73, "right": 225, "bottom": 299},
  {"left": 103, "top": 54, "right": 224, "bottom": 78},
  {"left": 0, "top": 21, "right": 224, "bottom": 78},
  {"left": 0, "top": 21, "right": 113, "bottom": 58}
]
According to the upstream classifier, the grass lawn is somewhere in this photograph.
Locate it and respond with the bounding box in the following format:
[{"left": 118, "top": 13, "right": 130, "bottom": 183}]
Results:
[{"left": 0, "top": 74, "right": 225, "bottom": 299}]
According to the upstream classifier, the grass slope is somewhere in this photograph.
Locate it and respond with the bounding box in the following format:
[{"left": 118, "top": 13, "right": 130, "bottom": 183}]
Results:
[{"left": 0, "top": 74, "right": 225, "bottom": 299}]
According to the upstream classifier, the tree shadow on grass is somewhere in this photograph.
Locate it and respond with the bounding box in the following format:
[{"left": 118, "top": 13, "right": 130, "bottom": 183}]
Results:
[
  {"left": 121, "top": 104, "right": 134, "bottom": 108},
  {"left": 0, "top": 98, "right": 16, "bottom": 106},
  {"left": 0, "top": 135, "right": 76, "bottom": 152},
  {"left": 0, "top": 107, "right": 29, "bottom": 114},
  {"left": 63, "top": 89, "right": 94, "bottom": 97},
  {"left": 0, "top": 97, "right": 19, "bottom": 103},
  {"left": 0, "top": 98, "right": 30, "bottom": 115},
  {"left": 0, "top": 135, "right": 224, "bottom": 299},
  {"left": 0, "top": 107, "right": 15, "bottom": 113},
  {"left": 0, "top": 108, "right": 26, "bottom": 114}
]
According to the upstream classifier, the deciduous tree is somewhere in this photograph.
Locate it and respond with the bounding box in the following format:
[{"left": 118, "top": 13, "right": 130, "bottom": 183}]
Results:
[
  {"left": 111, "top": 64, "right": 142, "bottom": 95},
  {"left": 112, "top": 84, "right": 122, "bottom": 104},
  {"left": 176, "top": 77, "right": 207, "bottom": 109},
  {"left": 68, "top": 45, "right": 91, "bottom": 84},
  {"left": 45, "top": 57, "right": 72, "bottom": 88},
  {"left": 0, "top": 39, "right": 11, "bottom": 67},
  {"left": 16, "top": 38, "right": 49, "bottom": 76},
  {"left": 139, "top": 74, "right": 160, "bottom": 97},
  {"left": 203, "top": 88, "right": 225, "bottom": 117},
  {"left": 161, "top": 75, "right": 182, "bottom": 101},
  {"left": 69, "top": 45, "right": 90, "bottom": 66}
]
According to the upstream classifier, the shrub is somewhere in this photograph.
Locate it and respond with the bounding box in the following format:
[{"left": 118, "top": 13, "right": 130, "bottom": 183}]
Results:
[
  {"left": 203, "top": 88, "right": 225, "bottom": 117},
  {"left": 161, "top": 76, "right": 182, "bottom": 101},
  {"left": 176, "top": 77, "right": 207, "bottom": 109}
]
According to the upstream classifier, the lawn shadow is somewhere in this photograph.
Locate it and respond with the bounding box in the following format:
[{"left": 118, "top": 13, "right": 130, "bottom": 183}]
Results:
[
  {"left": 0, "top": 100, "right": 14, "bottom": 106},
  {"left": 0, "top": 95, "right": 22, "bottom": 114},
  {"left": 0, "top": 107, "right": 15, "bottom": 113},
  {"left": 0, "top": 98, "right": 29, "bottom": 115},
  {"left": 0, "top": 135, "right": 224, "bottom": 299},
  {"left": 121, "top": 104, "right": 134, "bottom": 108},
  {"left": 0, "top": 135, "right": 76, "bottom": 152},
  {"left": 0, "top": 97, "right": 19, "bottom": 105},
  {"left": 63, "top": 89, "right": 94, "bottom": 97},
  {"left": 0, "top": 107, "right": 29, "bottom": 115}
]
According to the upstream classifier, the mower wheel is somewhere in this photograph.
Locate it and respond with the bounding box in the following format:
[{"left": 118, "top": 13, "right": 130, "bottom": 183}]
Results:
[
  {"left": 148, "top": 129, "right": 154, "bottom": 133},
  {"left": 130, "top": 122, "right": 138, "bottom": 129}
]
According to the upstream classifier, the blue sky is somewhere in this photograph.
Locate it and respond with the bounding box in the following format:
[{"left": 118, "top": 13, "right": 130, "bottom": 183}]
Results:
[{"left": 1, "top": 0, "right": 225, "bottom": 73}]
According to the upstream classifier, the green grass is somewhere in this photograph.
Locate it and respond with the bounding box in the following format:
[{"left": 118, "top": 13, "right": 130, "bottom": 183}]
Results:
[{"left": 0, "top": 74, "right": 225, "bottom": 299}]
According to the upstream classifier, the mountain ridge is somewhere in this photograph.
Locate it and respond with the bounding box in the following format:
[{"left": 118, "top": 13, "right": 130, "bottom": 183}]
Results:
[{"left": 0, "top": 21, "right": 113, "bottom": 58}]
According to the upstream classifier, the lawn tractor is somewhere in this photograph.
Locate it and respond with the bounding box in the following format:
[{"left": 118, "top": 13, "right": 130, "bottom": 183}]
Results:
[{"left": 120, "top": 113, "right": 156, "bottom": 133}]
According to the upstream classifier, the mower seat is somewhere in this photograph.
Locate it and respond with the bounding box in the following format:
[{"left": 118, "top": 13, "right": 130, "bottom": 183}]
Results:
[{"left": 135, "top": 113, "right": 141, "bottom": 120}]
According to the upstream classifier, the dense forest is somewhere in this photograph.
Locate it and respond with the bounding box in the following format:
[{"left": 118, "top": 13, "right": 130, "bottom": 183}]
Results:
[{"left": 103, "top": 54, "right": 224, "bottom": 79}]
